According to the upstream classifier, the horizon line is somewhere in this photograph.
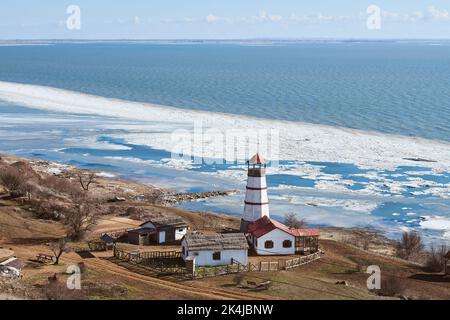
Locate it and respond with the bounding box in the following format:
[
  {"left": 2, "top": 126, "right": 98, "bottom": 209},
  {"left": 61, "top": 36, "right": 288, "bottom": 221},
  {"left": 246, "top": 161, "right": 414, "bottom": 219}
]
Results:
[{"left": 1, "top": 37, "right": 450, "bottom": 42}]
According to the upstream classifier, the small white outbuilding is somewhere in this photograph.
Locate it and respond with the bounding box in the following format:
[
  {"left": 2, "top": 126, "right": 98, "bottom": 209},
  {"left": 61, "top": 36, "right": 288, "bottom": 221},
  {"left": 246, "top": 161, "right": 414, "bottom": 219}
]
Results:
[{"left": 181, "top": 233, "right": 248, "bottom": 267}]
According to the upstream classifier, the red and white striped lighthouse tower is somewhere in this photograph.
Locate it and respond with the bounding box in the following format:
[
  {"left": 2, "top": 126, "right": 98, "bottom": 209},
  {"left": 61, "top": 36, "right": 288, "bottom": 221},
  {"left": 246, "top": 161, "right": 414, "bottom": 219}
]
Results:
[{"left": 240, "top": 153, "right": 270, "bottom": 232}]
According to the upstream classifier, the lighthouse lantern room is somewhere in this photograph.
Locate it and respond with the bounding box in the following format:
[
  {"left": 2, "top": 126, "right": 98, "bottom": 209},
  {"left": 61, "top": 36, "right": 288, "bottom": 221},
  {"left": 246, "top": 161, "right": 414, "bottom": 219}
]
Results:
[{"left": 241, "top": 153, "right": 270, "bottom": 232}]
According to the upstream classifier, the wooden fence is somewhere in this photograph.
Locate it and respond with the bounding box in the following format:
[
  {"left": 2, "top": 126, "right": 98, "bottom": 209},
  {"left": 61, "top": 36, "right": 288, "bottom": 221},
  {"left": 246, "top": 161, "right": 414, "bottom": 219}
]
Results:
[
  {"left": 113, "top": 248, "right": 322, "bottom": 279},
  {"left": 194, "top": 251, "right": 323, "bottom": 279},
  {"left": 113, "top": 248, "right": 186, "bottom": 275}
]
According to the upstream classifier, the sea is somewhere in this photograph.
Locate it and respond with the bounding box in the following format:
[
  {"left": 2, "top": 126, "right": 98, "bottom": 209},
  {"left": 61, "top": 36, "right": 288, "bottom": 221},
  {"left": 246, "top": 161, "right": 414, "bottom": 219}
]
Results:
[{"left": 0, "top": 41, "right": 450, "bottom": 245}]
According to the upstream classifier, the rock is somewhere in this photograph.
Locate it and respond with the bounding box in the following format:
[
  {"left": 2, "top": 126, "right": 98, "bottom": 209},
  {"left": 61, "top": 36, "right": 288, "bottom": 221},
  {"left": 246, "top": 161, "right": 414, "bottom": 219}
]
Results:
[
  {"left": 403, "top": 157, "right": 437, "bottom": 163},
  {"left": 0, "top": 266, "right": 21, "bottom": 279},
  {"left": 107, "top": 196, "right": 127, "bottom": 203},
  {"left": 335, "top": 280, "right": 349, "bottom": 286}
]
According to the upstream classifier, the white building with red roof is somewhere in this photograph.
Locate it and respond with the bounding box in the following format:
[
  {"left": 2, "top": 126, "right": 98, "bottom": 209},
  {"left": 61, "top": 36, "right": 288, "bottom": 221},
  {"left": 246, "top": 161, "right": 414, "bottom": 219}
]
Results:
[{"left": 246, "top": 216, "right": 320, "bottom": 255}]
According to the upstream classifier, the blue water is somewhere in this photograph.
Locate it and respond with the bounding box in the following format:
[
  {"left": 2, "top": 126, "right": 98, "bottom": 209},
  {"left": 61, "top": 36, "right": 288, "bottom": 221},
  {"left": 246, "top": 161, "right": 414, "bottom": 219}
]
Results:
[
  {"left": 0, "top": 42, "right": 450, "bottom": 141},
  {"left": 1, "top": 42, "right": 450, "bottom": 244}
]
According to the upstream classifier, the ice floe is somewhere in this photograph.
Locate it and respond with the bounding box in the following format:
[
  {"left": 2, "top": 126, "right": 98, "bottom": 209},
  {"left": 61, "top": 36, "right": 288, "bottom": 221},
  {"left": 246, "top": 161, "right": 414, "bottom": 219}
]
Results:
[{"left": 1, "top": 81, "right": 450, "bottom": 171}]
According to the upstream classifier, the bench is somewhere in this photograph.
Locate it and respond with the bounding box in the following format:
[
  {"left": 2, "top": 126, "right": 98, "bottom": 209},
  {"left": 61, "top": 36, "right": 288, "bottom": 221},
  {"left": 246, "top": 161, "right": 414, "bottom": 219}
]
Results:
[{"left": 36, "top": 253, "right": 55, "bottom": 264}]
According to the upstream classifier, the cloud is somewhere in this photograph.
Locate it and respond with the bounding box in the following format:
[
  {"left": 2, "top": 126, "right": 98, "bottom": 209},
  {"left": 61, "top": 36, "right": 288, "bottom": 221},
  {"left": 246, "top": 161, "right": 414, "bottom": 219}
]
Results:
[
  {"left": 244, "top": 11, "right": 285, "bottom": 23},
  {"left": 381, "top": 6, "right": 450, "bottom": 23},
  {"left": 162, "top": 7, "right": 450, "bottom": 27},
  {"left": 206, "top": 14, "right": 232, "bottom": 23},
  {"left": 427, "top": 6, "right": 450, "bottom": 21},
  {"left": 133, "top": 16, "right": 140, "bottom": 25}
]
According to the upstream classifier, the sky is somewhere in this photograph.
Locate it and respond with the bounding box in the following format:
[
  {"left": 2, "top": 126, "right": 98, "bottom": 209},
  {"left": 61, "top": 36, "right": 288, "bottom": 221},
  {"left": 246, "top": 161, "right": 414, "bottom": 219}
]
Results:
[{"left": 1, "top": 1, "right": 450, "bottom": 39}]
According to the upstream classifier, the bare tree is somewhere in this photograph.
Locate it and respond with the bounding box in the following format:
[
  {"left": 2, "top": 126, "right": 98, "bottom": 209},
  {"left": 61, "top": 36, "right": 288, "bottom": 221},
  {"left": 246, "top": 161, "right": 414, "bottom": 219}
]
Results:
[
  {"left": 49, "top": 238, "right": 70, "bottom": 265},
  {"left": 0, "top": 167, "right": 24, "bottom": 197},
  {"left": 395, "top": 231, "right": 424, "bottom": 260},
  {"left": 362, "top": 237, "right": 370, "bottom": 251},
  {"left": 64, "top": 198, "right": 97, "bottom": 240},
  {"left": 19, "top": 181, "right": 36, "bottom": 201},
  {"left": 284, "top": 213, "right": 306, "bottom": 229},
  {"left": 77, "top": 173, "right": 96, "bottom": 191}
]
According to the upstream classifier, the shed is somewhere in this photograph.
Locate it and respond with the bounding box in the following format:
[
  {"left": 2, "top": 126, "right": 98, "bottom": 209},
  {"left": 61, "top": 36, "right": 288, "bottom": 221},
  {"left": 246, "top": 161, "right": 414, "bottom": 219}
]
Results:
[
  {"left": 128, "top": 228, "right": 155, "bottom": 246},
  {"left": 128, "top": 216, "right": 189, "bottom": 245},
  {"left": 181, "top": 233, "right": 248, "bottom": 266}
]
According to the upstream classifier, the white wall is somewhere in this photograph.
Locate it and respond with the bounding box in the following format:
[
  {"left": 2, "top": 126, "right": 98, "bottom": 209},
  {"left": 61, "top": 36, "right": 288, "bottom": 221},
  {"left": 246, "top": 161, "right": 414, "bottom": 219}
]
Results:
[
  {"left": 254, "top": 229, "right": 295, "bottom": 255},
  {"left": 181, "top": 240, "right": 248, "bottom": 266},
  {"left": 243, "top": 175, "right": 270, "bottom": 222},
  {"left": 175, "top": 227, "right": 187, "bottom": 241}
]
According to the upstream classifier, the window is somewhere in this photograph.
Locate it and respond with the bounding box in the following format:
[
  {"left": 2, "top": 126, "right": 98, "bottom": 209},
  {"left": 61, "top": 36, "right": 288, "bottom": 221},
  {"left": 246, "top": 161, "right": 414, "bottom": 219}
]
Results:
[
  {"left": 283, "top": 240, "right": 292, "bottom": 248},
  {"left": 255, "top": 239, "right": 258, "bottom": 247},
  {"left": 178, "top": 228, "right": 184, "bottom": 232},
  {"left": 264, "top": 241, "right": 274, "bottom": 249},
  {"left": 182, "top": 246, "right": 186, "bottom": 255},
  {"left": 212, "top": 252, "right": 221, "bottom": 260}
]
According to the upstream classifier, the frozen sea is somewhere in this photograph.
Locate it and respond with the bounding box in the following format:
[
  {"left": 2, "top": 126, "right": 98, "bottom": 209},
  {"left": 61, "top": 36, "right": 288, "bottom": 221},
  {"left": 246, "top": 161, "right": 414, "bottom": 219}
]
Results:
[{"left": 0, "top": 41, "right": 450, "bottom": 245}]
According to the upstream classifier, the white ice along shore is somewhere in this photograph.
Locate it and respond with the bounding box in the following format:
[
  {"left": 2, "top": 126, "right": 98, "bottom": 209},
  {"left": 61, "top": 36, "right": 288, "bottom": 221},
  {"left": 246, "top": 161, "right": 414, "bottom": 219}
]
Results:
[{"left": 1, "top": 81, "right": 450, "bottom": 171}]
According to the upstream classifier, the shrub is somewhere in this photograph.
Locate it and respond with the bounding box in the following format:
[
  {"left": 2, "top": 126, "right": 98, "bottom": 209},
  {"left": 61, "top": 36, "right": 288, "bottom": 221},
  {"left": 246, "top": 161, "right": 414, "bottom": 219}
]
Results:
[
  {"left": 41, "top": 176, "right": 83, "bottom": 199},
  {"left": 378, "top": 275, "right": 407, "bottom": 297},
  {"left": 0, "top": 167, "right": 24, "bottom": 195},
  {"left": 425, "top": 245, "right": 448, "bottom": 273}
]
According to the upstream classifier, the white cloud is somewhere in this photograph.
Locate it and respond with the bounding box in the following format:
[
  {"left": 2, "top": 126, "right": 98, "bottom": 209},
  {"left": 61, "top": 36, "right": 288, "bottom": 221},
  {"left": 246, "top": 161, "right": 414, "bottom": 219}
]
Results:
[
  {"left": 206, "top": 14, "right": 232, "bottom": 23},
  {"left": 133, "top": 16, "right": 140, "bottom": 25},
  {"left": 163, "top": 7, "right": 450, "bottom": 27},
  {"left": 245, "top": 11, "right": 286, "bottom": 23},
  {"left": 427, "top": 6, "right": 450, "bottom": 21},
  {"left": 380, "top": 6, "right": 450, "bottom": 23}
]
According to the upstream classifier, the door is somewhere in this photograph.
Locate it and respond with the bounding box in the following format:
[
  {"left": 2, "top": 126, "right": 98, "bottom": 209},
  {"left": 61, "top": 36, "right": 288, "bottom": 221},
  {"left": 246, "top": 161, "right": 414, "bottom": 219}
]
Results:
[{"left": 159, "top": 231, "right": 166, "bottom": 244}]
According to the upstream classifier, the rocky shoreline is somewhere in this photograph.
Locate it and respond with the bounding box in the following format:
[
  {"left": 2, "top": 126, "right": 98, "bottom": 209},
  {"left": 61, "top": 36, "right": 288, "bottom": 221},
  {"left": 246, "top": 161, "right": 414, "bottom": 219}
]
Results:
[{"left": 0, "top": 154, "right": 238, "bottom": 207}]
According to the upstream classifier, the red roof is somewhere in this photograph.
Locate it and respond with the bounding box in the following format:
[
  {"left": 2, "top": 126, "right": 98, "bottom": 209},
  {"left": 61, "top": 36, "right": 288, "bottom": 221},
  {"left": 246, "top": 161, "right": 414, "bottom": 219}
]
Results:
[
  {"left": 248, "top": 153, "right": 266, "bottom": 165},
  {"left": 247, "top": 216, "right": 320, "bottom": 238}
]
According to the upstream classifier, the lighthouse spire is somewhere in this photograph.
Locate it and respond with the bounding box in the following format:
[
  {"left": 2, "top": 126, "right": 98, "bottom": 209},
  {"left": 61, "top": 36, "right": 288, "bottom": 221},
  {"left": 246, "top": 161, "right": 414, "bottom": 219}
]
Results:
[{"left": 240, "top": 153, "right": 270, "bottom": 232}]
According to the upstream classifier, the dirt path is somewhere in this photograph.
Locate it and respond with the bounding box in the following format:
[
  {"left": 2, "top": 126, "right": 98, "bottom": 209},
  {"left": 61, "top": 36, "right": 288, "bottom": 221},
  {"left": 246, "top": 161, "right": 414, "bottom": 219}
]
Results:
[{"left": 63, "top": 254, "right": 266, "bottom": 300}]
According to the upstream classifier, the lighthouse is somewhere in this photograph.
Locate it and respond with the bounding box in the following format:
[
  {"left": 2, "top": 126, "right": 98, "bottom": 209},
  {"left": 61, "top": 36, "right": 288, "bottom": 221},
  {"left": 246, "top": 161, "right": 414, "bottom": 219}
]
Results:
[{"left": 240, "top": 153, "right": 270, "bottom": 232}]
